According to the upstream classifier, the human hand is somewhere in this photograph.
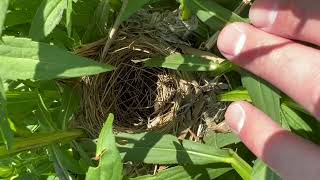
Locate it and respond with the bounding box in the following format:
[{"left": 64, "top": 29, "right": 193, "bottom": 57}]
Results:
[{"left": 217, "top": 0, "right": 320, "bottom": 179}]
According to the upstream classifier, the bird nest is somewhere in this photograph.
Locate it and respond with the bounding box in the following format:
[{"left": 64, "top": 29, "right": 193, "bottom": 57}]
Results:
[{"left": 74, "top": 10, "right": 229, "bottom": 138}]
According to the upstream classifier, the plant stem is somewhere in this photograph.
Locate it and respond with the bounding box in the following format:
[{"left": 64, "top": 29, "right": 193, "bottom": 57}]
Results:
[
  {"left": 0, "top": 129, "right": 85, "bottom": 157},
  {"left": 228, "top": 149, "right": 252, "bottom": 180}
]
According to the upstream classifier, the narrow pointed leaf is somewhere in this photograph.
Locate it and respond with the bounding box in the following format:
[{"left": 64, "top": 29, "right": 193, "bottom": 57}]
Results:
[
  {"left": 0, "top": 36, "right": 114, "bottom": 80},
  {"left": 29, "top": 0, "right": 67, "bottom": 41},
  {"left": 185, "top": 0, "right": 248, "bottom": 30},
  {"left": 144, "top": 54, "right": 234, "bottom": 75},
  {"left": 86, "top": 114, "right": 123, "bottom": 180}
]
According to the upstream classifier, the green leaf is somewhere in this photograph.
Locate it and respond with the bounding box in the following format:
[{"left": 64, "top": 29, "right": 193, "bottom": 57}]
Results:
[
  {"left": 144, "top": 54, "right": 234, "bottom": 75},
  {"left": 66, "top": 0, "right": 73, "bottom": 37},
  {"left": 185, "top": 0, "right": 247, "bottom": 31},
  {"left": 0, "top": 36, "right": 114, "bottom": 80},
  {"left": 203, "top": 132, "right": 240, "bottom": 148},
  {"left": 0, "top": 78, "right": 13, "bottom": 150},
  {"left": 251, "top": 160, "right": 281, "bottom": 180},
  {"left": 241, "top": 72, "right": 281, "bottom": 123},
  {"left": 58, "top": 85, "right": 80, "bottom": 129},
  {"left": 82, "top": 0, "right": 112, "bottom": 43},
  {"left": 0, "top": 129, "right": 84, "bottom": 157},
  {"left": 29, "top": 0, "right": 67, "bottom": 41},
  {"left": 86, "top": 114, "right": 123, "bottom": 180},
  {"left": 0, "top": 0, "right": 9, "bottom": 36},
  {"left": 36, "top": 91, "right": 56, "bottom": 131},
  {"left": 280, "top": 104, "right": 320, "bottom": 143},
  {"left": 218, "top": 89, "right": 252, "bottom": 102},
  {"left": 50, "top": 144, "right": 84, "bottom": 175},
  {"left": 117, "top": 132, "right": 252, "bottom": 179},
  {"left": 131, "top": 164, "right": 232, "bottom": 180},
  {"left": 118, "top": 0, "right": 150, "bottom": 23}
]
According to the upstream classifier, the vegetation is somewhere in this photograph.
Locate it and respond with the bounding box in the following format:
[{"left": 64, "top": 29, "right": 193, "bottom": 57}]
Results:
[{"left": 0, "top": 0, "right": 318, "bottom": 179}]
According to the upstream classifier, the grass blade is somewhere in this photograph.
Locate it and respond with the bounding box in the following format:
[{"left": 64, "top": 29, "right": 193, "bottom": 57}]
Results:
[
  {"left": 0, "top": 36, "right": 114, "bottom": 80},
  {"left": 118, "top": 0, "right": 150, "bottom": 23}
]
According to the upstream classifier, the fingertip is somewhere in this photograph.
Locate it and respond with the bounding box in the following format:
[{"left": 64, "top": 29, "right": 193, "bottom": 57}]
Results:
[
  {"left": 225, "top": 101, "right": 249, "bottom": 134},
  {"left": 249, "top": 0, "right": 278, "bottom": 29},
  {"left": 217, "top": 22, "right": 249, "bottom": 59}
]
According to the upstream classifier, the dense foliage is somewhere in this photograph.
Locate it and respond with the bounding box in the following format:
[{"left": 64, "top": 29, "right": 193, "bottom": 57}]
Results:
[{"left": 0, "top": 0, "right": 318, "bottom": 179}]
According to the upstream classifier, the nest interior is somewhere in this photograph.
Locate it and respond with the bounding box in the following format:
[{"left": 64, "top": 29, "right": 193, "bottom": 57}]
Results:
[{"left": 74, "top": 9, "right": 229, "bottom": 138}]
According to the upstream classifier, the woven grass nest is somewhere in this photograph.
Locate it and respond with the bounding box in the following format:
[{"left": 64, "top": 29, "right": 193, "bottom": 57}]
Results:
[{"left": 74, "top": 9, "right": 230, "bottom": 138}]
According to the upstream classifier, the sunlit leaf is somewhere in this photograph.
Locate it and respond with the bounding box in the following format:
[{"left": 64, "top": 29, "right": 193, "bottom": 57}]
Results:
[
  {"left": 185, "top": 0, "right": 247, "bottom": 30},
  {"left": 29, "top": 0, "right": 67, "bottom": 41},
  {"left": 132, "top": 164, "right": 232, "bottom": 180},
  {"left": 0, "top": 0, "right": 9, "bottom": 36},
  {"left": 86, "top": 114, "right": 123, "bottom": 180},
  {"left": 117, "top": 132, "right": 252, "bottom": 179},
  {"left": 0, "top": 36, "right": 114, "bottom": 80},
  {"left": 144, "top": 54, "right": 234, "bottom": 75}
]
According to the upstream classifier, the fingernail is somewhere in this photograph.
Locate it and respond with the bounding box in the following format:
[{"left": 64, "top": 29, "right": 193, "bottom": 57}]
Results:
[
  {"left": 217, "top": 24, "right": 247, "bottom": 59},
  {"left": 225, "top": 103, "right": 246, "bottom": 134},
  {"left": 249, "top": 2, "right": 278, "bottom": 28}
]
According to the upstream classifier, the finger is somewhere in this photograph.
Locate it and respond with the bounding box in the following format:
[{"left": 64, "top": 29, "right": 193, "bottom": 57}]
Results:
[
  {"left": 249, "top": 0, "right": 320, "bottom": 46},
  {"left": 225, "top": 101, "right": 320, "bottom": 180},
  {"left": 217, "top": 22, "right": 320, "bottom": 118}
]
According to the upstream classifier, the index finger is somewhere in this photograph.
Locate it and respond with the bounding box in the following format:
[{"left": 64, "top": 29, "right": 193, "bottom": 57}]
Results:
[{"left": 217, "top": 23, "right": 320, "bottom": 118}]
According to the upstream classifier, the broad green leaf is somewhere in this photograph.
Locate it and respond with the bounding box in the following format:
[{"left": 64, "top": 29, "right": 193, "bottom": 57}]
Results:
[
  {"left": 251, "top": 160, "right": 281, "bottom": 180},
  {"left": 218, "top": 89, "right": 252, "bottom": 102},
  {"left": 241, "top": 72, "right": 281, "bottom": 123},
  {"left": 29, "top": 0, "right": 67, "bottom": 41},
  {"left": 117, "top": 132, "right": 252, "bottom": 179},
  {"left": 118, "top": 0, "right": 150, "bottom": 23},
  {"left": 58, "top": 85, "right": 80, "bottom": 129},
  {"left": 131, "top": 164, "right": 232, "bottom": 180},
  {"left": 82, "top": 0, "right": 112, "bottom": 43},
  {"left": 0, "top": 78, "right": 13, "bottom": 150},
  {"left": 204, "top": 132, "right": 240, "bottom": 148},
  {"left": 86, "top": 114, "right": 123, "bottom": 180},
  {"left": 0, "top": 129, "right": 84, "bottom": 157},
  {"left": 0, "top": 36, "right": 114, "bottom": 80},
  {"left": 185, "top": 0, "right": 247, "bottom": 31},
  {"left": 0, "top": 0, "right": 9, "bottom": 36},
  {"left": 144, "top": 54, "right": 234, "bottom": 75}
]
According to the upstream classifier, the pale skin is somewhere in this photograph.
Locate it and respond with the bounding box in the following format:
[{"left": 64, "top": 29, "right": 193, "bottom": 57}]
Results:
[{"left": 217, "top": 0, "right": 320, "bottom": 179}]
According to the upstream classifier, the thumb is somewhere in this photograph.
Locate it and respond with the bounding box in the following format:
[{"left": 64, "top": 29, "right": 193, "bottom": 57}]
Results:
[{"left": 225, "top": 101, "right": 320, "bottom": 180}]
